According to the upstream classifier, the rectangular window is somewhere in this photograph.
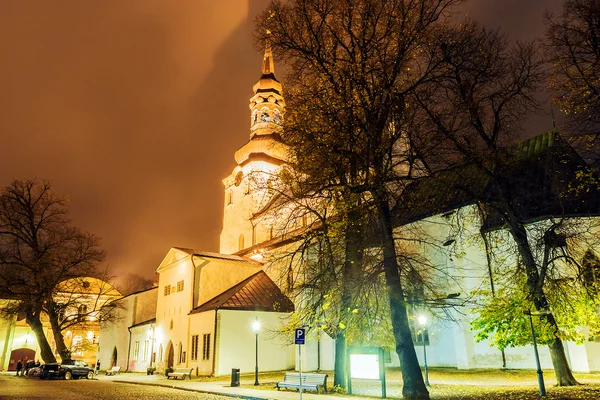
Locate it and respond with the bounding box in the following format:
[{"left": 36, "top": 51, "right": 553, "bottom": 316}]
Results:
[
  {"left": 143, "top": 340, "right": 149, "bottom": 361},
  {"left": 164, "top": 285, "right": 171, "bottom": 296},
  {"left": 177, "top": 280, "right": 184, "bottom": 292},
  {"left": 191, "top": 335, "right": 199, "bottom": 361},
  {"left": 133, "top": 341, "right": 140, "bottom": 361},
  {"left": 202, "top": 333, "right": 211, "bottom": 360}
]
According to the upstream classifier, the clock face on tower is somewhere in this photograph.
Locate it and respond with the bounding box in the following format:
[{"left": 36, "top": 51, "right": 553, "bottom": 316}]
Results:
[{"left": 235, "top": 171, "right": 244, "bottom": 186}]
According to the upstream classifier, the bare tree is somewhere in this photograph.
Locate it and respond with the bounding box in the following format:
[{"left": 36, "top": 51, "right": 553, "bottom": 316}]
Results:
[
  {"left": 546, "top": 0, "right": 600, "bottom": 150},
  {"left": 0, "top": 179, "right": 105, "bottom": 362},
  {"left": 256, "top": 1, "right": 462, "bottom": 398},
  {"left": 113, "top": 272, "right": 156, "bottom": 296}
]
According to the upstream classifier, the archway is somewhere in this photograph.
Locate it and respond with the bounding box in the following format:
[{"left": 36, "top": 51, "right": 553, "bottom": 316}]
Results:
[
  {"left": 166, "top": 341, "right": 174, "bottom": 369},
  {"left": 8, "top": 348, "right": 36, "bottom": 371},
  {"left": 110, "top": 347, "right": 117, "bottom": 368}
]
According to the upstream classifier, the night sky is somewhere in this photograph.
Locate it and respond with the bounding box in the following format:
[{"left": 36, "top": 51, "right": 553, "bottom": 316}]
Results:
[{"left": 0, "top": 0, "right": 563, "bottom": 283}]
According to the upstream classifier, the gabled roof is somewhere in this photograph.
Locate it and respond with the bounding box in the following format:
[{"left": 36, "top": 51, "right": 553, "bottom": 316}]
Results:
[{"left": 190, "top": 271, "right": 294, "bottom": 314}]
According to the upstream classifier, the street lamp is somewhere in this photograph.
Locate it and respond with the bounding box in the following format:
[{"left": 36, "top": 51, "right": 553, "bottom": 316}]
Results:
[
  {"left": 418, "top": 315, "right": 430, "bottom": 387},
  {"left": 523, "top": 310, "right": 550, "bottom": 397},
  {"left": 252, "top": 319, "right": 261, "bottom": 386}
]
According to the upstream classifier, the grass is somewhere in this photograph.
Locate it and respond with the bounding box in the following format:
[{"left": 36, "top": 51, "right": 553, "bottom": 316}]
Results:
[{"left": 231, "top": 368, "right": 600, "bottom": 399}]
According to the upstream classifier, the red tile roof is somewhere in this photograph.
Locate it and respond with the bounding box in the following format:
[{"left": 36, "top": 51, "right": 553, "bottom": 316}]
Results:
[{"left": 190, "top": 271, "right": 294, "bottom": 314}]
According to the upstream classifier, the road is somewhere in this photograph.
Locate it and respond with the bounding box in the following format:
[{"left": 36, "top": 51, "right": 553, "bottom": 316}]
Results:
[{"left": 0, "top": 375, "right": 233, "bottom": 400}]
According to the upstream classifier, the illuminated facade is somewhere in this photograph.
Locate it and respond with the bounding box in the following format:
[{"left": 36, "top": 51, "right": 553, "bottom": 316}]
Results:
[{"left": 0, "top": 277, "right": 120, "bottom": 371}]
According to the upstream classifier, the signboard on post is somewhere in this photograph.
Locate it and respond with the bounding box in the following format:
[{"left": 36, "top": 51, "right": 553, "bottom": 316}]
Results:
[
  {"left": 294, "top": 328, "right": 306, "bottom": 400},
  {"left": 294, "top": 328, "right": 306, "bottom": 345}
]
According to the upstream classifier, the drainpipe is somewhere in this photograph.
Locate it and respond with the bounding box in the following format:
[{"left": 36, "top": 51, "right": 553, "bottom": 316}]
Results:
[
  {"left": 126, "top": 326, "right": 132, "bottom": 371},
  {"left": 211, "top": 309, "right": 218, "bottom": 376}
]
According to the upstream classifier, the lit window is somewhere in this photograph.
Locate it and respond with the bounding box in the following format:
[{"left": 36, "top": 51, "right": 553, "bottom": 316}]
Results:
[
  {"left": 202, "top": 333, "right": 211, "bottom": 360},
  {"left": 164, "top": 285, "right": 171, "bottom": 296},
  {"left": 177, "top": 280, "right": 184, "bottom": 292}
]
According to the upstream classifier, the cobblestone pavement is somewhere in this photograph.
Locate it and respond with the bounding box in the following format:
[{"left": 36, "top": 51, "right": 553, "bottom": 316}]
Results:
[{"left": 0, "top": 373, "right": 235, "bottom": 400}]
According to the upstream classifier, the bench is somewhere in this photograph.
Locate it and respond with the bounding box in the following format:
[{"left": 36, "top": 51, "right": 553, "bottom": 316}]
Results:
[
  {"left": 105, "top": 366, "right": 121, "bottom": 376},
  {"left": 277, "top": 372, "right": 328, "bottom": 393},
  {"left": 167, "top": 368, "right": 193, "bottom": 380}
]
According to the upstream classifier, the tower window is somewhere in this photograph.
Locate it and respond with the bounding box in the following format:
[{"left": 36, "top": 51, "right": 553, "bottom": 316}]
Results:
[
  {"left": 273, "top": 109, "right": 281, "bottom": 124},
  {"left": 227, "top": 191, "right": 233, "bottom": 206},
  {"left": 261, "top": 112, "right": 270, "bottom": 122}
]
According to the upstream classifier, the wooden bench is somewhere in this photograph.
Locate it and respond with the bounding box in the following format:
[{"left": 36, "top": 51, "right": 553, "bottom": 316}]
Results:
[
  {"left": 167, "top": 368, "right": 193, "bottom": 380},
  {"left": 277, "top": 372, "right": 328, "bottom": 393},
  {"left": 105, "top": 366, "right": 121, "bottom": 376}
]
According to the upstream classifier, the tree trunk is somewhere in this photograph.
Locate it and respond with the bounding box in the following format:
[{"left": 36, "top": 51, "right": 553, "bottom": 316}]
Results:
[
  {"left": 376, "top": 196, "right": 429, "bottom": 400},
  {"left": 25, "top": 312, "right": 56, "bottom": 363},
  {"left": 46, "top": 300, "right": 70, "bottom": 361},
  {"left": 334, "top": 331, "right": 347, "bottom": 387},
  {"left": 506, "top": 213, "right": 578, "bottom": 386},
  {"left": 334, "top": 201, "right": 364, "bottom": 388},
  {"left": 548, "top": 335, "right": 578, "bottom": 386}
]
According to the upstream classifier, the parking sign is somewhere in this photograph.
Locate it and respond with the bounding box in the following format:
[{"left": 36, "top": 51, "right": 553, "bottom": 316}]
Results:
[{"left": 294, "top": 328, "right": 305, "bottom": 345}]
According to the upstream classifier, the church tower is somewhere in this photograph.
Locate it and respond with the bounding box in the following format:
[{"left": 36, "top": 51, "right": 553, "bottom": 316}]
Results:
[{"left": 220, "top": 42, "right": 288, "bottom": 255}]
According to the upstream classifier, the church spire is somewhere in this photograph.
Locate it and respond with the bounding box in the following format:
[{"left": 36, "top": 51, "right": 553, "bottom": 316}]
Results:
[
  {"left": 261, "top": 39, "right": 275, "bottom": 76},
  {"left": 248, "top": 40, "right": 285, "bottom": 139}
]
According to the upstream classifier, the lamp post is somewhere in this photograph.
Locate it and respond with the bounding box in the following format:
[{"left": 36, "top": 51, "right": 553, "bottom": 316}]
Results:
[
  {"left": 523, "top": 310, "right": 550, "bottom": 397},
  {"left": 252, "top": 319, "right": 261, "bottom": 386},
  {"left": 418, "top": 315, "right": 430, "bottom": 387}
]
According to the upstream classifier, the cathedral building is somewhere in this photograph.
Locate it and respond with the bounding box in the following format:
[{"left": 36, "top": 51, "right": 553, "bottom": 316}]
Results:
[{"left": 96, "top": 42, "right": 600, "bottom": 377}]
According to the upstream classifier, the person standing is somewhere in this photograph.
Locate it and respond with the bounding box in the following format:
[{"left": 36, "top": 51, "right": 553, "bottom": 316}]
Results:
[{"left": 15, "top": 359, "right": 22, "bottom": 376}]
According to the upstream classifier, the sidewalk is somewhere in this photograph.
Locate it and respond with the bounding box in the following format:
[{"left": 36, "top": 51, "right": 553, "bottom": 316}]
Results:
[{"left": 100, "top": 372, "right": 365, "bottom": 400}]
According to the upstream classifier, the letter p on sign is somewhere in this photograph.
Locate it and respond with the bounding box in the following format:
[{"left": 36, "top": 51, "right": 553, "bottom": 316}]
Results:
[{"left": 295, "top": 328, "right": 305, "bottom": 345}]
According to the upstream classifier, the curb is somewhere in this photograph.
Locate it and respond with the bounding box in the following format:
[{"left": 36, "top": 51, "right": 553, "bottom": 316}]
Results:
[{"left": 112, "top": 379, "right": 270, "bottom": 400}]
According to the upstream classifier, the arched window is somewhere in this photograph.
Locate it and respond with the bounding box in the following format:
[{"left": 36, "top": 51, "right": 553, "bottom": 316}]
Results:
[
  {"left": 238, "top": 234, "right": 245, "bottom": 251},
  {"left": 273, "top": 109, "right": 281, "bottom": 124},
  {"left": 261, "top": 111, "right": 270, "bottom": 122},
  {"left": 252, "top": 111, "right": 258, "bottom": 125}
]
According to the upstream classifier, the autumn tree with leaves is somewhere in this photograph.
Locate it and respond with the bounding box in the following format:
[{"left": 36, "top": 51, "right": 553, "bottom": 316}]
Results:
[
  {"left": 413, "top": 18, "right": 588, "bottom": 385},
  {"left": 256, "top": 0, "right": 462, "bottom": 398}
]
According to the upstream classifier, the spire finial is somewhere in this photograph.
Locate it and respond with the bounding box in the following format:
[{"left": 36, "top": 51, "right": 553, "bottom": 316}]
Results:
[{"left": 262, "top": 31, "right": 275, "bottom": 76}]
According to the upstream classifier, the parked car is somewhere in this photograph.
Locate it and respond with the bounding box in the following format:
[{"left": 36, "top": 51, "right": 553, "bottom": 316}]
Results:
[
  {"left": 39, "top": 360, "right": 95, "bottom": 380},
  {"left": 26, "top": 366, "right": 42, "bottom": 377}
]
